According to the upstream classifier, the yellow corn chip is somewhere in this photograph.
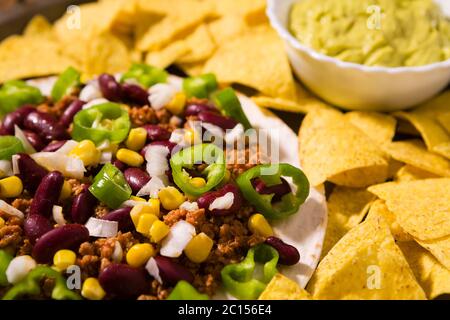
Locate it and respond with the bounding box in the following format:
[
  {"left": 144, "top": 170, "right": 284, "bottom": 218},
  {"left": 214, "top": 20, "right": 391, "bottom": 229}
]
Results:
[
  {"left": 345, "top": 111, "right": 397, "bottom": 145},
  {"left": 299, "top": 109, "right": 389, "bottom": 187},
  {"left": 387, "top": 158, "right": 404, "bottom": 178},
  {"left": 321, "top": 187, "right": 375, "bottom": 257},
  {"left": 398, "top": 241, "right": 450, "bottom": 299},
  {"left": 368, "top": 179, "right": 450, "bottom": 241},
  {"left": 177, "top": 61, "right": 205, "bottom": 76},
  {"left": 414, "top": 90, "right": 450, "bottom": 116},
  {"left": 23, "top": 15, "right": 53, "bottom": 37},
  {"left": 258, "top": 274, "right": 312, "bottom": 300},
  {"left": 416, "top": 237, "right": 450, "bottom": 270},
  {"left": 307, "top": 216, "right": 426, "bottom": 300},
  {"left": 207, "top": 15, "right": 248, "bottom": 45},
  {"left": 145, "top": 41, "right": 190, "bottom": 69},
  {"left": 211, "top": 0, "right": 266, "bottom": 19},
  {"left": 176, "top": 24, "right": 216, "bottom": 64},
  {"left": 394, "top": 165, "right": 439, "bottom": 182},
  {"left": 383, "top": 140, "right": 450, "bottom": 177}
]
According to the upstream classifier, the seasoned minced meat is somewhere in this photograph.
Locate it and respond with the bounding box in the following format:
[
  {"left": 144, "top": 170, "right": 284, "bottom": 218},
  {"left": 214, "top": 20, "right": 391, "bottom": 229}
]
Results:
[{"left": 129, "top": 105, "right": 157, "bottom": 126}]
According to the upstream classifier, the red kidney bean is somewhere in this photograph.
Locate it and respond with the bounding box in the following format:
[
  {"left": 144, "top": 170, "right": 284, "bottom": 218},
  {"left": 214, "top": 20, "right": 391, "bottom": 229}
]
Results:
[
  {"left": 252, "top": 177, "right": 291, "bottom": 202},
  {"left": 0, "top": 105, "right": 35, "bottom": 135},
  {"left": 29, "top": 171, "right": 64, "bottom": 217},
  {"left": 184, "top": 103, "right": 217, "bottom": 117},
  {"left": 59, "top": 99, "right": 85, "bottom": 127},
  {"left": 265, "top": 236, "right": 300, "bottom": 266},
  {"left": 98, "top": 73, "right": 123, "bottom": 102},
  {"left": 41, "top": 140, "right": 67, "bottom": 152},
  {"left": 23, "top": 111, "right": 68, "bottom": 141},
  {"left": 198, "top": 111, "right": 238, "bottom": 130},
  {"left": 197, "top": 183, "right": 242, "bottom": 216},
  {"left": 142, "top": 124, "right": 171, "bottom": 141},
  {"left": 121, "top": 83, "right": 149, "bottom": 106},
  {"left": 154, "top": 256, "right": 194, "bottom": 286},
  {"left": 23, "top": 130, "right": 45, "bottom": 151},
  {"left": 23, "top": 214, "right": 53, "bottom": 243},
  {"left": 124, "top": 168, "right": 150, "bottom": 194},
  {"left": 140, "top": 141, "right": 177, "bottom": 157},
  {"left": 112, "top": 159, "right": 127, "bottom": 172},
  {"left": 16, "top": 153, "right": 48, "bottom": 194},
  {"left": 99, "top": 263, "right": 149, "bottom": 298},
  {"left": 71, "top": 186, "right": 97, "bottom": 224},
  {"left": 102, "top": 207, "right": 133, "bottom": 232},
  {"left": 32, "top": 224, "right": 89, "bottom": 263}
]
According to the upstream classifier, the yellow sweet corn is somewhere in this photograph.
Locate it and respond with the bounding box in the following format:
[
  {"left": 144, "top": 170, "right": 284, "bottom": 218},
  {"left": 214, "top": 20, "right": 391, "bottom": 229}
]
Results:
[
  {"left": 116, "top": 148, "right": 144, "bottom": 167},
  {"left": 130, "top": 196, "right": 146, "bottom": 202},
  {"left": 130, "top": 201, "right": 160, "bottom": 227},
  {"left": 136, "top": 213, "right": 158, "bottom": 235},
  {"left": 166, "top": 92, "right": 186, "bottom": 115},
  {"left": 189, "top": 177, "right": 206, "bottom": 188},
  {"left": 59, "top": 180, "right": 72, "bottom": 201},
  {"left": 147, "top": 198, "right": 161, "bottom": 217},
  {"left": 248, "top": 214, "right": 273, "bottom": 237},
  {"left": 53, "top": 249, "right": 76, "bottom": 270},
  {"left": 81, "top": 278, "right": 106, "bottom": 300},
  {"left": 69, "top": 140, "right": 101, "bottom": 166},
  {"left": 0, "top": 217, "right": 5, "bottom": 228},
  {"left": 149, "top": 220, "right": 170, "bottom": 243},
  {"left": 183, "top": 129, "right": 197, "bottom": 145},
  {"left": 184, "top": 233, "right": 214, "bottom": 263},
  {"left": 125, "top": 127, "right": 147, "bottom": 151},
  {"left": 158, "top": 187, "right": 185, "bottom": 210},
  {"left": 0, "top": 176, "right": 23, "bottom": 198},
  {"left": 126, "top": 243, "right": 155, "bottom": 267}
]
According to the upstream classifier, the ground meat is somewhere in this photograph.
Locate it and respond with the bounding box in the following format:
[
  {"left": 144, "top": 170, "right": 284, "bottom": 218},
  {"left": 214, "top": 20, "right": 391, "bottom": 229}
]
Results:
[
  {"left": 37, "top": 95, "right": 75, "bottom": 119},
  {"left": 41, "top": 277, "right": 56, "bottom": 298},
  {"left": 11, "top": 198, "right": 32, "bottom": 213},
  {"left": 138, "top": 280, "right": 170, "bottom": 300},
  {"left": 163, "top": 208, "right": 187, "bottom": 227},
  {"left": 18, "top": 238, "right": 33, "bottom": 256},
  {"left": 129, "top": 105, "right": 157, "bottom": 126},
  {"left": 94, "top": 204, "right": 109, "bottom": 218},
  {"left": 68, "top": 179, "right": 84, "bottom": 196},
  {"left": 0, "top": 224, "right": 22, "bottom": 248},
  {"left": 226, "top": 147, "right": 268, "bottom": 179},
  {"left": 155, "top": 109, "right": 172, "bottom": 124}
]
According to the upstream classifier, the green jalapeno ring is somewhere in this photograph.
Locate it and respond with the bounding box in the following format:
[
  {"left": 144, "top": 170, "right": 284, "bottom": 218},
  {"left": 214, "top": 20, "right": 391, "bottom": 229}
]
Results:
[
  {"left": 170, "top": 143, "right": 226, "bottom": 196},
  {"left": 0, "top": 80, "right": 44, "bottom": 115},
  {"left": 0, "top": 136, "right": 25, "bottom": 160},
  {"left": 212, "top": 88, "right": 252, "bottom": 130},
  {"left": 182, "top": 73, "right": 218, "bottom": 99},
  {"left": 167, "top": 280, "right": 209, "bottom": 300},
  {"left": 121, "top": 63, "right": 168, "bottom": 88},
  {"left": 51, "top": 66, "right": 81, "bottom": 102},
  {"left": 0, "top": 250, "right": 13, "bottom": 287},
  {"left": 236, "top": 163, "right": 310, "bottom": 220}
]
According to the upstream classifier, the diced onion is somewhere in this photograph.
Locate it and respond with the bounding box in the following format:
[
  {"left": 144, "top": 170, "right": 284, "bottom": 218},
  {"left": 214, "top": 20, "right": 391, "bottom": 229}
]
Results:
[
  {"left": 82, "top": 98, "right": 109, "bottom": 110},
  {"left": 6, "top": 255, "right": 36, "bottom": 284},
  {"left": 112, "top": 241, "right": 123, "bottom": 263},
  {"left": 97, "top": 139, "right": 111, "bottom": 151},
  {"left": 11, "top": 155, "right": 20, "bottom": 175},
  {"left": 14, "top": 125, "right": 36, "bottom": 154},
  {"left": 100, "top": 152, "right": 112, "bottom": 164},
  {"left": 168, "top": 76, "right": 183, "bottom": 91},
  {"left": 169, "top": 129, "right": 186, "bottom": 145},
  {"left": 79, "top": 79, "right": 102, "bottom": 102},
  {"left": 149, "top": 83, "right": 176, "bottom": 110},
  {"left": 52, "top": 205, "right": 66, "bottom": 226},
  {"left": 225, "top": 124, "right": 244, "bottom": 144},
  {"left": 26, "top": 76, "right": 57, "bottom": 97},
  {"left": 136, "top": 176, "right": 166, "bottom": 198},
  {"left": 31, "top": 152, "right": 85, "bottom": 179},
  {"left": 145, "top": 257, "right": 162, "bottom": 284},
  {"left": 85, "top": 217, "right": 118, "bottom": 238},
  {"left": 55, "top": 140, "right": 78, "bottom": 155},
  {"left": 179, "top": 201, "right": 199, "bottom": 212},
  {"left": 145, "top": 145, "right": 169, "bottom": 178},
  {"left": 120, "top": 200, "right": 150, "bottom": 207},
  {"left": 209, "top": 192, "right": 234, "bottom": 211},
  {"left": 160, "top": 220, "right": 196, "bottom": 258},
  {"left": 0, "top": 200, "right": 24, "bottom": 219},
  {"left": 0, "top": 160, "right": 13, "bottom": 178}
]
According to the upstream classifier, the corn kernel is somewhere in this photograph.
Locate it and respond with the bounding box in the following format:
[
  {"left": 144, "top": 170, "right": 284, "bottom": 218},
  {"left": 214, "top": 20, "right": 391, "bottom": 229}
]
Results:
[
  {"left": 166, "top": 92, "right": 186, "bottom": 115},
  {"left": 53, "top": 249, "right": 76, "bottom": 270},
  {"left": 126, "top": 243, "right": 155, "bottom": 267},
  {"left": 183, "top": 129, "right": 197, "bottom": 145},
  {"left": 0, "top": 217, "right": 5, "bottom": 228},
  {"left": 81, "top": 278, "right": 106, "bottom": 300},
  {"left": 248, "top": 214, "right": 273, "bottom": 238},
  {"left": 59, "top": 180, "right": 72, "bottom": 201},
  {"left": 0, "top": 176, "right": 23, "bottom": 198},
  {"left": 116, "top": 148, "right": 144, "bottom": 167},
  {"left": 150, "top": 220, "right": 170, "bottom": 243},
  {"left": 184, "top": 233, "right": 213, "bottom": 263},
  {"left": 189, "top": 177, "right": 206, "bottom": 188},
  {"left": 125, "top": 128, "right": 147, "bottom": 151},
  {"left": 69, "top": 140, "right": 101, "bottom": 166},
  {"left": 130, "top": 196, "right": 146, "bottom": 202},
  {"left": 158, "top": 187, "right": 185, "bottom": 210},
  {"left": 130, "top": 201, "right": 160, "bottom": 227},
  {"left": 147, "top": 198, "right": 161, "bottom": 217},
  {"left": 136, "top": 213, "right": 158, "bottom": 235}
]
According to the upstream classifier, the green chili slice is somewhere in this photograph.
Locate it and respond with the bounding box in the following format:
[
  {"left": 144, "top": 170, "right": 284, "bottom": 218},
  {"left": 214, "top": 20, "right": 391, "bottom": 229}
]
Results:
[
  {"left": 213, "top": 88, "right": 252, "bottom": 130},
  {"left": 51, "top": 66, "right": 81, "bottom": 102},
  {"left": 121, "top": 63, "right": 168, "bottom": 88},
  {"left": 0, "top": 250, "right": 13, "bottom": 287},
  {"left": 0, "top": 136, "right": 25, "bottom": 160},
  {"left": 182, "top": 73, "right": 218, "bottom": 99},
  {"left": 167, "top": 281, "right": 209, "bottom": 300},
  {"left": 0, "top": 80, "right": 44, "bottom": 115}
]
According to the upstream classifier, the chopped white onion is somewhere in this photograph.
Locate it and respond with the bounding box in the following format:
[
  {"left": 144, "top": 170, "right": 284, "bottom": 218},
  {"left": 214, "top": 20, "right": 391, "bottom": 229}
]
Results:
[
  {"left": 145, "top": 257, "right": 162, "bottom": 284},
  {"left": 100, "top": 152, "right": 112, "bottom": 164},
  {"left": 179, "top": 201, "right": 199, "bottom": 212},
  {"left": 79, "top": 79, "right": 102, "bottom": 102},
  {"left": 0, "top": 160, "right": 13, "bottom": 178},
  {"left": 112, "top": 241, "right": 123, "bottom": 263},
  {"left": 55, "top": 140, "right": 78, "bottom": 155},
  {"left": 145, "top": 145, "right": 169, "bottom": 178},
  {"left": 97, "top": 139, "right": 111, "bottom": 151},
  {"left": 160, "top": 220, "right": 196, "bottom": 258},
  {"left": 202, "top": 122, "right": 224, "bottom": 139},
  {"left": 209, "top": 192, "right": 234, "bottom": 211},
  {"left": 169, "top": 129, "right": 186, "bottom": 145},
  {"left": 168, "top": 75, "right": 183, "bottom": 91},
  {"left": 11, "top": 155, "right": 20, "bottom": 175},
  {"left": 137, "top": 176, "right": 166, "bottom": 198},
  {"left": 6, "top": 255, "right": 36, "bottom": 284},
  {"left": 31, "top": 152, "right": 85, "bottom": 179},
  {"left": 0, "top": 200, "right": 24, "bottom": 219},
  {"left": 120, "top": 200, "right": 150, "bottom": 208},
  {"left": 85, "top": 217, "right": 118, "bottom": 238},
  {"left": 52, "top": 205, "right": 66, "bottom": 226},
  {"left": 114, "top": 73, "right": 123, "bottom": 83},
  {"left": 82, "top": 98, "right": 109, "bottom": 110},
  {"left": 225, "top": 123, "right": 245, "bottom": 144},
  {"left": 148, "top": 83, "right": 176, "bottom": 110},
  {"left": 26, "top": 76, "right": 57, "bottom": 97},
  {"left": 14, "top": 125, "right": 36, "bottom": 154}
]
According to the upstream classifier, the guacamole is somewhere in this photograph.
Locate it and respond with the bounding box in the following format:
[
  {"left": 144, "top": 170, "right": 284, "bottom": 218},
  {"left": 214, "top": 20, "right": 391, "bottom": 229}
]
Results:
[{"left": 289, "top": 0, "right": 450, "bottom": 67}]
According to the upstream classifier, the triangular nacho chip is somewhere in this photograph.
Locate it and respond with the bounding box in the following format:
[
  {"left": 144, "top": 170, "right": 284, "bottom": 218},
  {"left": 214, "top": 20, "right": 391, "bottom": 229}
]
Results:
[
  {"left": 344, "top": 111, "right": 397, "bottom": 145},
  {"left": 259, "top": 274, "right": 312, "bottom": 300}
]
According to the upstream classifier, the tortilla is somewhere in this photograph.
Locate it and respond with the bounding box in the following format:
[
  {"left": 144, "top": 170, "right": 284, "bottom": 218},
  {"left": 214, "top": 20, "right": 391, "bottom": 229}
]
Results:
[
  {"left": 344, "top": 111, "right": 396, "bottom": 145},
  {"left": 176, "top": 24, "right": 216, "bottom": 64},
  {"left": 394, "top": 165, "right": 439, "bottom": 182},
  {"left": 145, "top": 41, "right": 190, "bottom": 69},
  {"left": 207, "top": 15, "right": 249, "bottom": 45},
  {"left": 307, "top": 216, "right": 426, "bottom": 300},
  {"left": 258, "top": 274, "right": 312, "bottom": 300},
  {"left": 23, "top": 15, "right": 53, "bottom": 37}
]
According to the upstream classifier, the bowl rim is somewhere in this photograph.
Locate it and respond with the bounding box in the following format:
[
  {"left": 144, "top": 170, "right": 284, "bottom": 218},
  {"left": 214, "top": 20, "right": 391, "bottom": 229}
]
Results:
[{"left": 266, "top": 0, "right": 450, "bottom": 74}]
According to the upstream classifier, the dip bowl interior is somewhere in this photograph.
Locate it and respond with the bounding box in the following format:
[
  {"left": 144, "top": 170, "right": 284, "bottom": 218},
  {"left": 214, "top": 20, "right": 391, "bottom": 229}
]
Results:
[{"left": 267, "top": 0, "right": 450, "bottom": 111}]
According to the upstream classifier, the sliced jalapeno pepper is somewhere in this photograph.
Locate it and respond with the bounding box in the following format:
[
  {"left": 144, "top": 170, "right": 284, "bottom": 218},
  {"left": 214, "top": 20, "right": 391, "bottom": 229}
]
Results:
[
  {"left": 0, "top": 136, "right": 25, "bottom": 160},
  {"left": 167, "top": 280, "right": 209, "bottom": 300},
  {"left": 121, "top": 63, "right": 168, "bottom": 88},
  {"left": 212, "top": 88, "right": 252, "bottom": 130},
  {"left": 51, "top": 66, "right": 81, "bottom": 102},
  {"left": 0, "top": 250, "right": 13, "bottom": 287},
  {"left": 0, "top": 80, "right": 44, "bottom": 115},
  {"left": 182, "top": 74, "right": 218, "bottom": 99}
]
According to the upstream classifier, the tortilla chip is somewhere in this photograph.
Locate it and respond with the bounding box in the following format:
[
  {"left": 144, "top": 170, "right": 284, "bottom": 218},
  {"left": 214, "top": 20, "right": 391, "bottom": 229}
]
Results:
[
  {"left": 368, "top": 179, "right": 450, "bottom": 241},
  {"left": 299, "top": 109, "right": 389, "bottom": 187},
  {"left": 307, "top": 216, "right": 426, "bottom": 300},
  {"left": 387, "top": 158, "right": 404, "bottom": 179},
  {"left": 207, "top": 15, "right": 249, "bottom": 45},
  {"left": 145, "top": 41, "right": 190, "bottom": 69},
  {"left": 203, "top": 25, "right": 296, "bottom": 99},
  {"left": 394, "top": 165, "right": 439, "bottom": 182},
  {"left": 437, "top": 112, "right": 450, "bottom": 135},
  {"left": 416, "top": 237, "right": 450, "bottom": 270},
  {"left": 258, "top": 274, "right": 312, "bottom": 300},
  {"left": 176, "top": 24, "right": 216, "bottom": 64},
  {"left": 414, "top": 90, "right": 450, "bottom": 117},
  {"left": 321, "top": 187, "right": 375, "bottom": 257},
  {"left": 382, "top": 140, "right": 450, "bottom": 177},
  {"left": 366, "top": 200, "right": 413, "bottom": 242},
  {"left": 344, "top": 111, "right": 396, "bottom": 145},
  {"left": 211, "top": 0, "right": 266, "bottom": 20},
  {"left": 398, "top": 241, "right": 450, "bottom": 299},
  {"left": 177, "top": 61, "right": 205, "bottom": 76},
  {"left": 23, "top": 15, "right": 53, "bottom": 37}
]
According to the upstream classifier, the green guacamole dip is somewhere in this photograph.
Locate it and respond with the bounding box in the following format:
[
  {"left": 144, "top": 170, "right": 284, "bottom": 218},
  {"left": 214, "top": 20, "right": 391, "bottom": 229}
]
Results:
[{"left": 289, "top": 0, "right": 450, "bottom": 67}]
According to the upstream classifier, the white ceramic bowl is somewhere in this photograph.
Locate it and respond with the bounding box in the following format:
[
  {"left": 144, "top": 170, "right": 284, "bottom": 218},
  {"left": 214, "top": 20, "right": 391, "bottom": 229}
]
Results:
[{"left": 267, "top": 0, "right": 450, "bottom": 111}]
